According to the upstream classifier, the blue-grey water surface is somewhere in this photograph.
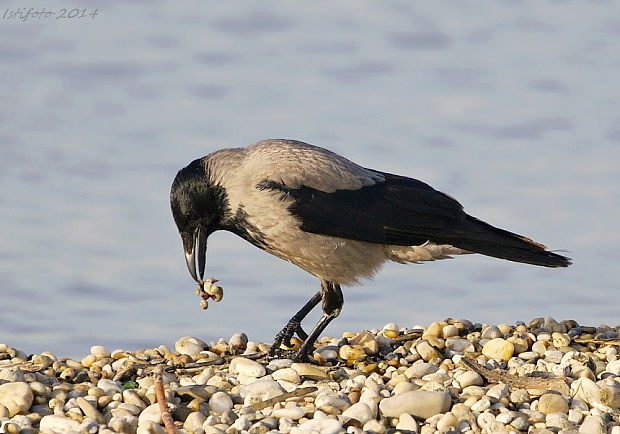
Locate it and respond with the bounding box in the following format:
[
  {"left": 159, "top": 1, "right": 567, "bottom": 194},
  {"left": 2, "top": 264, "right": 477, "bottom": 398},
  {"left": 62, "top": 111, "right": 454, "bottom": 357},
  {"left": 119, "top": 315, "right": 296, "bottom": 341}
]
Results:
[{"left": 1, "top": 1, "right": 619, "bottom": 359}]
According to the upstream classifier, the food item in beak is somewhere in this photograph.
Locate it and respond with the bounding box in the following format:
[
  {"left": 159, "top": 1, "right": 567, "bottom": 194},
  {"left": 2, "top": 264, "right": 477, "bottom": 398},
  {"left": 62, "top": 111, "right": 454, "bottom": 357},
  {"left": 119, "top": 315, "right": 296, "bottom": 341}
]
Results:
[{"left": 194, "top": 278, "right": 224, "bottom": 309}]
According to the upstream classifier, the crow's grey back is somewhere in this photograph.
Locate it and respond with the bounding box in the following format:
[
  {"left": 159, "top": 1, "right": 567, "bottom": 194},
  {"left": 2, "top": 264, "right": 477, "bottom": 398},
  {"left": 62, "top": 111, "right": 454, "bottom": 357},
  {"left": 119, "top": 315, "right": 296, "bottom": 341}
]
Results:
[{"left": 239, "top": 139, "right": 384, "bottom": 193}]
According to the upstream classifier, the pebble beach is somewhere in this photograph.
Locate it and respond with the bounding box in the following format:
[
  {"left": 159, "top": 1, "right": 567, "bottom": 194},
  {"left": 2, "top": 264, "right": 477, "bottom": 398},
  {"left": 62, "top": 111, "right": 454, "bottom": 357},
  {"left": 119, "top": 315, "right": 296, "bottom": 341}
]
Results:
[{"left": 1, "top": 317, "right": 620, "bottom": 434}]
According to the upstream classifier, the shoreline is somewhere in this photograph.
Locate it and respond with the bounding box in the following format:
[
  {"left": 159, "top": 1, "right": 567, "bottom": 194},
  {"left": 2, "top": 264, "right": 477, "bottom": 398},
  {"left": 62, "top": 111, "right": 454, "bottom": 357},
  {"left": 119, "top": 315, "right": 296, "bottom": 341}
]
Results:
[{"left": 1, "top": 317, "right": 619, "bottom": 433}]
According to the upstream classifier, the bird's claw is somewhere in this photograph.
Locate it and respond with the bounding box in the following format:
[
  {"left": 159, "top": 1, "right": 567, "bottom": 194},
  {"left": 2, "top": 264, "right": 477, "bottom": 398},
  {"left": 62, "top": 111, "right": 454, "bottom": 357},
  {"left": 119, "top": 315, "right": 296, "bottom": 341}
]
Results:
[{"left": 269, "top": 319, "right": 308, "bottom": 356}]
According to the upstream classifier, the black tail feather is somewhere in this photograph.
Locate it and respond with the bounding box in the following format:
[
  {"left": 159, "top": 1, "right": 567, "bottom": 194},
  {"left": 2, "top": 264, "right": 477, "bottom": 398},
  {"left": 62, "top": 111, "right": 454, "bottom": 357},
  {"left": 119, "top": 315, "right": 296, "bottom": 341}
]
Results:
[{"left": 447, "top": 216, "right": 572, "bottom": 268}]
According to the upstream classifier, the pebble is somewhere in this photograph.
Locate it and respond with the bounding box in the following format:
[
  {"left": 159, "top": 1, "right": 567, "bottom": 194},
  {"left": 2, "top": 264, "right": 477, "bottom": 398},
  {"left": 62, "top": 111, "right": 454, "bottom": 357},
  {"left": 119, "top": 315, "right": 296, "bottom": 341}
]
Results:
[
  {"left": 349, "top": 331, "right": 380, "bottom": 355},
  {"left": 396, "top": 412, "right": 419, "bottom": 431},
  {"left": 445, "top": 337, "right": 474, "bottom": 353},
  {"left": 579, "top": 415, "right": 607, "bottom": 434},
  {"left": 481, "top": 325, "right": 503, "bottom": 339},
  {"left": 208, "top": 391, "right": 233, "bottom": 414},
  {"left": 0, "top": 382, "right": 33, "bottom": 417},
  {"left": 291, "top": 362, "right": 330, "bottom": 380},
  {"left": 97, "top": 378, "right": 123, "bottom": 395},
  {"left": 486, "top": 383, "right": 509, "bottom": 401},
  {"left": 415, "top": 340, "right": 442, "bottom": 361},
  {"left": 76, "top": 396, "right": 105, "bottom": 424},
  {"left": 342, "top": 401, "right": 374, "bottom": 424},
  {"left": 39, "top": 415, "right": 81, "bottom": 433},
  {"left": 436, "top": 411, "right": 458, "bottom": 430},
  {"left": 455, "top": 370, "right": 483, "bottom": 387},
  {"left": 482, "top": 338, "right": 514, "bottom": 361},
  {"left": 229, "top": 357, "right": 266, "bottom": 377},
  {"left": 90, "top": 345, "right": 110, "bottom": 358},
  {"left": 379, "top": 390, "right": 451, "bottom": 418},
  {"left": 546, "top": 411, "right": 571, "bottom": 429},
  {"left": 294, "top": 417, "right": 343, "bottom": 434},
  {"left": 239, "top": 378, "right": 284, "bottom": 402},
  {"left": 174, "top": 336, "right": 207, "bottom": 356},
  {"left": 271, "top": 367, "right": 301, "bottom": 383},
  {"left": 138, "top": 403, "right": 162, "bottom": 426},
  {"left": 404, "top": 362, "right": 438, "bottom": 378},
  {"left": 538, "top": 393, "right": 569, "bottom": 414},
  {"left": 228, "top": 332, "right": 248, "bottom": 349},
  {"left": 1, "top": 317, "right": 620, "bottom": 433},
  {"left": 272, "top": 405, "right": 305, "bottom": 420}
]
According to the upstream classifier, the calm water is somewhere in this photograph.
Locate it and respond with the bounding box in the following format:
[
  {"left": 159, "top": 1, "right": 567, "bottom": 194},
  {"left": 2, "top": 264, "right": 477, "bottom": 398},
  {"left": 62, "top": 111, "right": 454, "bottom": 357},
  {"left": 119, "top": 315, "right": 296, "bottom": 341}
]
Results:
[{"left": 1, "top": 2, "right": 619, "bottom": 359}]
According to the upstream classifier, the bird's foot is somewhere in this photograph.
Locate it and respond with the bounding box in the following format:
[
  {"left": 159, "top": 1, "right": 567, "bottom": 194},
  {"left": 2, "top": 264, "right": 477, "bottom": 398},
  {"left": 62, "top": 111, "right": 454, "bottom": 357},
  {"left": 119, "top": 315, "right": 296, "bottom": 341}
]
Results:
[
  {"left": 269, "top": 319, "right": 308, "bottom": 356},
  {"left": 266, "top": 347, "right": 312, "bottom": 363}
]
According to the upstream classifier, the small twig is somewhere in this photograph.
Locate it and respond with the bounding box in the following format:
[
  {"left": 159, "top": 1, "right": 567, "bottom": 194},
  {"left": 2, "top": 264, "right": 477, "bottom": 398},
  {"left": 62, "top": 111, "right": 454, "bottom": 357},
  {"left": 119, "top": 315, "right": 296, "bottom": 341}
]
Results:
[
  {"left": 0, "top": 362, "right": 46, "bottom": 372},
  {"left": 573, "top": 337, "right": 620, "bottom": 346},
  {"left": 394, "top": 330, "right": 424, "bottom": 342},
  {"left": 230, "top": 352, "right": 269, "bottom": 361},
  {"left": 460, "top": 357, "right": 567, "bottom": 390},
  {"left": 154, "top": 365, "right": 177, "bottom": 434},
  {"left": 246, "top": 386, "right": 318, "bottom": 411}
]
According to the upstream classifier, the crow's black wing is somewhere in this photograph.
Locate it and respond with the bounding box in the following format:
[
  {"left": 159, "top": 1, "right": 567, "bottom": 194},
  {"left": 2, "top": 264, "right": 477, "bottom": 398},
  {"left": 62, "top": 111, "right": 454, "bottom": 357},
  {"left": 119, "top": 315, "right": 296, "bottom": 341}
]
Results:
[{"left": 258, "top": 170, "right": 571, "bottom": 267}]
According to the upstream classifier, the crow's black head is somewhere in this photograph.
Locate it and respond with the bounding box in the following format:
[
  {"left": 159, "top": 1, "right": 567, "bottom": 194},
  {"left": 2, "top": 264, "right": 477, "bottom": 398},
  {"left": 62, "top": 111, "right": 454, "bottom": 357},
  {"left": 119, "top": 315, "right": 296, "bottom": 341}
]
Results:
[{"left": 170, "top": 158, "right": 228, "bottom": 282}]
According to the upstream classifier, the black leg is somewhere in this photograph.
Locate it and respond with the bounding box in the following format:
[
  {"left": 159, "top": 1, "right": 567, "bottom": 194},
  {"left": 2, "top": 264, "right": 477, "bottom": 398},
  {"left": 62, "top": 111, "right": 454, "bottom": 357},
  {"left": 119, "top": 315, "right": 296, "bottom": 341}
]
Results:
[
  {"left": 269, "top": 291, "right": 322, "bottom": 356},
  {"left": 292, "top": 280, "right": 343, "bottom": 362}
]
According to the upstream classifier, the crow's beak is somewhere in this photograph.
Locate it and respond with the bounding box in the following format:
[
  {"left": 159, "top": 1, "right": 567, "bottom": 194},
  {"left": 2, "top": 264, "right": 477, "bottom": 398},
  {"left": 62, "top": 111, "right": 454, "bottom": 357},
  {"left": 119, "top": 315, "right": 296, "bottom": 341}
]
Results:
[{"left": 184, "top": 226, "right": 207, "bottom": 283}]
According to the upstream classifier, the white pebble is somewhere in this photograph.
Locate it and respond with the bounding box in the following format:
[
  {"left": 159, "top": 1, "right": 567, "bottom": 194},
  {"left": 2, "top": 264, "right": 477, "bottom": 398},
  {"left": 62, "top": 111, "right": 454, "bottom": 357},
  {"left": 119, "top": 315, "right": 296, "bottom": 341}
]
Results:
[
  {"left": 90, "top": 345, "right": 110, "bottom": 357},
  {"left": 293, "top": 418, "right": 343, "bottom": 434},
  {"left": 174, "top": 336, "right": 207, "bottom": 356},
  {"left": 97, "top": 379, "right": 123, "bottom": 395},
  {"left": 579, "top": 415, "right": 606, "bottom": 434},
  {"left": 403, "top": 362, "right": 438, "bottom": 378},
  {"left": 470, "top": 396, "right": 492, "bottom": 412},
  {"left": 184, "top": 411, "right": 207, "bottom": 431},
  {"left": 571, "top": 377, "right": 601, "bottom": 406},
  {"left": 486, "top": 383, "right": 509, "bottom": 401},
  {"left": 315, "top": 392, "right": 350, "bottom": 411},
  {"left": 379, "top": 390, "right": 451, "bottom": 419},
  {"left": 231, "top": 415, "right": 251, "bottom": 431},
  {"left": 271, "top": 367, "right": 301, "bottom": 383},
  {"left": 396, "top": 413, "right": 419, "bottom": 431},
  {"left": 0, "top": 382, "right": 33, "bottom": 417},
  {"left": 39, "top": 415, "right": 81, "bottom": 433},
  {"left": 477, "top": 412, "right": 495, "bottom": 429},
  {"left": 238, "top": 379, "right": 284, "bottom": 400},
  {"left": 272, "top": 405, "right": 305, "bottom": 420},
  {"left": 342, "top": 402, "right": 373, "bottom": 424},
  {"left": 229, "top": 357, "right": 266, "bottom": 377},
  {"left": 137, "top": 403, "right": 162, "bottom": 426},
  {"left": 545, "top": 412, "right": 571, "bottom": 429},
  {"left": 436, "top": 411, "right": 458, "bottom": 431},
  {"left": 362, "top": 419, "right": 384, "bottom": 432},
  {"left": 208, "top": 391, "right": 233, "bottom": 414},
  {"left": 455, "top": 370, "right": 483, "bottom": 388}
]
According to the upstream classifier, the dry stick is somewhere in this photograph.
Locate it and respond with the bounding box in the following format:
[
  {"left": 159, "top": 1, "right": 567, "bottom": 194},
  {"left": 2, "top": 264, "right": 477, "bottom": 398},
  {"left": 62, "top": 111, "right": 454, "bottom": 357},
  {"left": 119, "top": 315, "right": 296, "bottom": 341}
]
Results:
[
  {"left": 246, "top": 387, "right": 318, "bottom": 411},
  {"left": 460, "top": 357, "right": 567, "bottom": 390},
  {"left": 154, "top": 366, "right": 177, "bottom": 434},
  {"left": 394, "top": 330, "right": 424, "bottom": 342},
  {"left": 0, "top": 361, "right": 46, "bottom": 372},
  {"left": 573, "top": 337, "right": 620, "bottom": 346}
]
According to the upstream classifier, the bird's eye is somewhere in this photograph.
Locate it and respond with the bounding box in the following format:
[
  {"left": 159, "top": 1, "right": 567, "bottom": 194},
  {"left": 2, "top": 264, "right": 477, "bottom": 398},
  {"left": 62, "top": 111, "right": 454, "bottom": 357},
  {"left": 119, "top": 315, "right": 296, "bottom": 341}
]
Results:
[{"left": 187, "top": 209, "right": 198, "bottom": 221}]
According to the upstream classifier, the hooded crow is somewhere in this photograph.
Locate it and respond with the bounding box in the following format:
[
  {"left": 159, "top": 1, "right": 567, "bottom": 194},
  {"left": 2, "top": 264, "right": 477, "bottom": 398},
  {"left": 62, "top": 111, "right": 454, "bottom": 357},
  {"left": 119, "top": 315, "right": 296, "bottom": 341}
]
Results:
[{"left": 170, "top": 139, "right": 571, "bottom": 360}]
